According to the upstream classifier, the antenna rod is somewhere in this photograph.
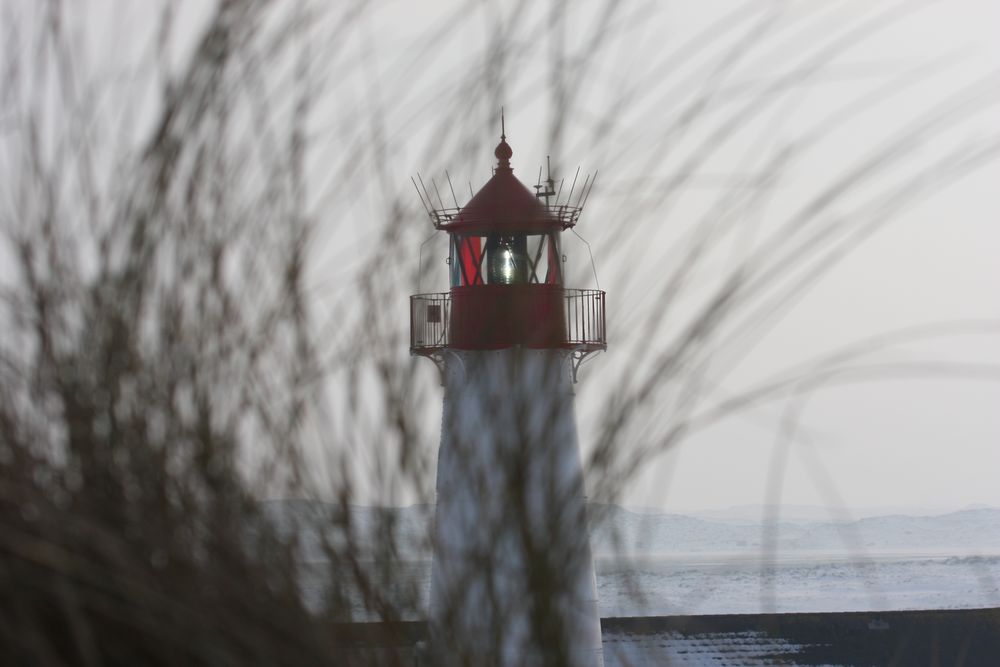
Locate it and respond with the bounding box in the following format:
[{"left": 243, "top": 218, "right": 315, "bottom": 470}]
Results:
[
  {"left": 565, "top": 166, "right": 581, "bottom": 207},
  {"left": 411, "top": 176, "right": 432, "bottom": 217},
  {"left": 431, "top": 178, "right": 447, "bottom": 210},
  {"left": 580, "top": 170, "right": 598, "bottom": 210},
  {"left": 537, "top": 155, "right": 556, "bottom": 206},
  {"left": 575, "top": 174, "right": 591, "bottom": 207},
  {"left": 501, "top": 106, "right": 505, "bottom": 139},
  {"left": 445, "top": 170, "right": 461, "bottom": 209},
  {"left": 417, "top": 173, "right": 435, "bottom": 214}
]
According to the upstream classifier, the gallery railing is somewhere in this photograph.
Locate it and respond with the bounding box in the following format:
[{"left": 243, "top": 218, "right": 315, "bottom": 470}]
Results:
[{"left": 410, "top": 288, "right": 606, "bottom": 355}]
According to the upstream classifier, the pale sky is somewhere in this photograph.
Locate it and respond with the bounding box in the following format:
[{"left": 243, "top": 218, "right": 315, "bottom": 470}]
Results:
[
  {"left": 4, "top": 0, "right": 998, "bottom": 515},
  {"left": 348, "top": 0, "right": 1000, "bottom": 514}
]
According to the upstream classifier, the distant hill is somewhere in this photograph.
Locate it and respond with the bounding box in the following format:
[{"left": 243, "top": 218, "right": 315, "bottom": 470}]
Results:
[
  {"left": 681, "top": 503, "right": 969, "bottom": 525},
  {"left": 262, "top": 500, "right": 1000, "bottom": 560},
  {"left": 587, "top": 504, "right": 1000, "bottom": 556}
]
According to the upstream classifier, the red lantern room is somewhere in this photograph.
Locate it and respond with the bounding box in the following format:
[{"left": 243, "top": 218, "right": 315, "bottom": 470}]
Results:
[{"left": 410, "top": 128, "right": 606, "bottom": 371}]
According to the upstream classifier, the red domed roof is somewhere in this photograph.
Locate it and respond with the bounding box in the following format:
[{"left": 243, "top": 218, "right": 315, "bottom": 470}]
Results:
[{"left": 438, "top": 139, "right": 563, "bottom": 234}]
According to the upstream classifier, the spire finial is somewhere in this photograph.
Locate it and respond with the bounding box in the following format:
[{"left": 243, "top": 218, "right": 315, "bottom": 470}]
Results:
[{"left": 494, "top": 108, "right": 512, "bottom": 169}]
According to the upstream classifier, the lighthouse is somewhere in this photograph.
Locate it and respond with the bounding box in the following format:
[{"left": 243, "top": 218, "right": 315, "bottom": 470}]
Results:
[{"left": 410, "top": 127, "right": 606, "bottom": 666}]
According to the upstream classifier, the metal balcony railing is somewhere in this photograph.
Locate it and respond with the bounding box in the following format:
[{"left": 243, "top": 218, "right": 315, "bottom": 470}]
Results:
[
  {"left": 410, "top": 288, "right": 606, "bottom": 355},
  {"left": 564, "top": 288, "right": 606, "bottom": 349},
  {"left": 428, "top": 203, "right": 583, "bottom": 230},
  {"left": 410, "top": 293, "right": 452, "bottom": 352}
]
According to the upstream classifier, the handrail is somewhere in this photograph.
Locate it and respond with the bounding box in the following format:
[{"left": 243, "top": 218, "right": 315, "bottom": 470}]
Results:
[{"left": 410, "top": 288, "right": 606, "bottom": 355}]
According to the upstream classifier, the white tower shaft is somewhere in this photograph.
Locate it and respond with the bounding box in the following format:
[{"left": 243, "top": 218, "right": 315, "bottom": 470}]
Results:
[{"left": 430, "top": 348, "right": 604, "bottom": 667}]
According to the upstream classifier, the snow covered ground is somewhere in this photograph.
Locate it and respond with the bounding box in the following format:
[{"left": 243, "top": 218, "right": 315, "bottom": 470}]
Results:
[
  {"left": 300, "top": 504, "right": 1000, "bottom": 665},
  {"left": 305, "top": 551, "right": 1000, "bottom": 620},
  {"left": 284, "top": 503, "right": 1000, "bottom": 618},
  {"left": 595, "top": 552, "right": 1000, "bottom": 617},
  {"left": 588, "top": 505, "right": 1000, "bottom": 617}
]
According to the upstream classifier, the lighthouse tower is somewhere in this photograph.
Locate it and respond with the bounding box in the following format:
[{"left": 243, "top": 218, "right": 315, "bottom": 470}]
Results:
[{"left": 410, "top": 128, "right": 606, "bottom": 666}]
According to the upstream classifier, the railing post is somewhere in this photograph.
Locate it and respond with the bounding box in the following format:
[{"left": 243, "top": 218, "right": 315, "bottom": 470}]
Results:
[
  {"left": 586, "top": 291, "right": 590, "bottom": 344},
  {"left": 600, "top": 291, "right": 606, "bottom": 343}
]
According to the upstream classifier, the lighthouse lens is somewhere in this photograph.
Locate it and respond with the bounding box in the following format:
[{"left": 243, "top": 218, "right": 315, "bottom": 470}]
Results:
[
  {"left": 486, "top": 234, "right": 528, "bottom": 284},
  {"left": 501, "top": 248, "right": 515, "bottom": 282}
]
